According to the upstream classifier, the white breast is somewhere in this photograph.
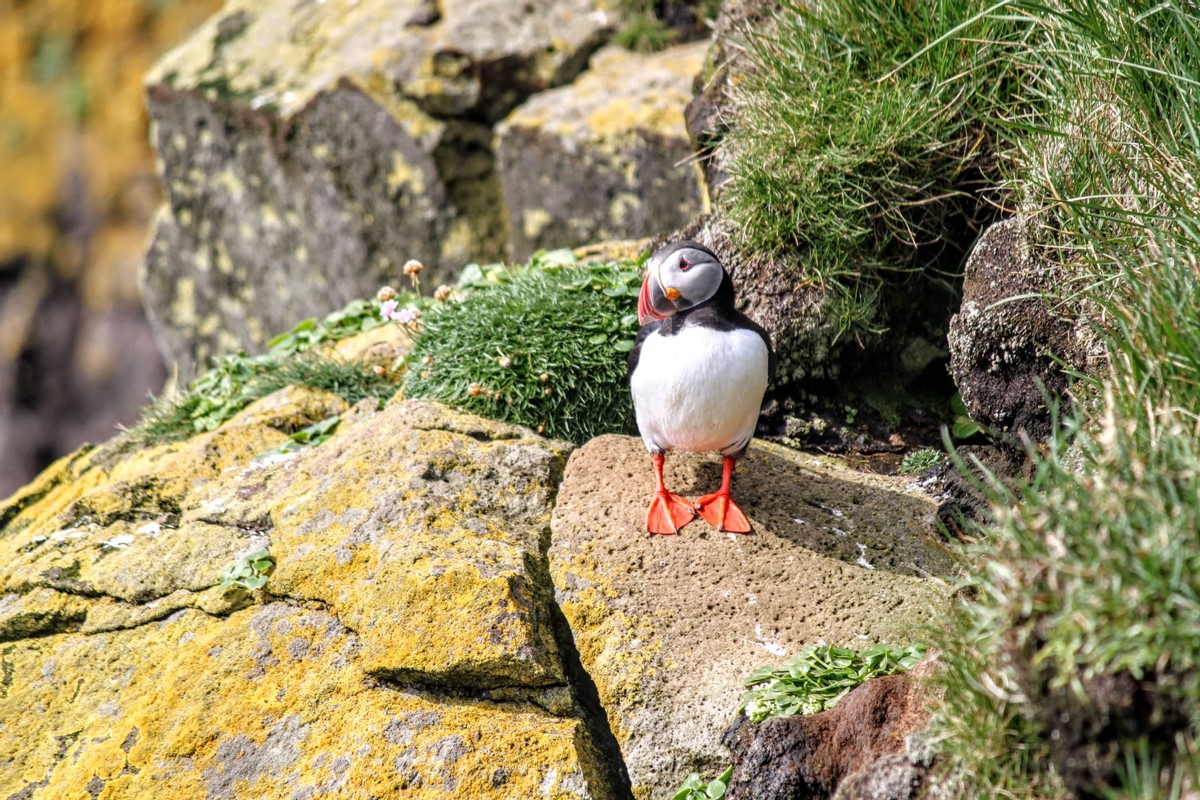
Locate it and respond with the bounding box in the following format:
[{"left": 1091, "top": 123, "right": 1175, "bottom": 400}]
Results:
[{"left": 630, "top": 325, "right": 769, "bottom": 456}]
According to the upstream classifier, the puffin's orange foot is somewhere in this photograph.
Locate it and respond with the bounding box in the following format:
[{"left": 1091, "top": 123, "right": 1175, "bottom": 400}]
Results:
[
  {"left": 646, "top": 491, "right": 697, "bottom": 535},
  {"left": 696, "top": 492, "right": 752, "bottom": 534}
]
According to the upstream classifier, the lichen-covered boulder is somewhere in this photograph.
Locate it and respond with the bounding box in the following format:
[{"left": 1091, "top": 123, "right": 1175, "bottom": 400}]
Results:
[
  {"left": 0, "top": 389, "right": 623, "bottom": 798},
  {"left": 496, "top": 42, "right": 709, "bottom": 260},
  {"left": 141, "top": 0, "right": 614, "bottom": 377},
  {"left": 947, "top": 216, "right": 1101, "bottom": 440},
  {"left": 548, "top": 435, "right": 954, "bottom": 798}
]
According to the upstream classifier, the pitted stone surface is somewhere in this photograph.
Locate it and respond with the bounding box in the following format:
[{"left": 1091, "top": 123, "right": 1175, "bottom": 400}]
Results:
[
  {"left": 948, "top": 216, "right": 1101, "bottom": 438},
  {"left": 548, "top": 434, "right": 954, "bottom": 798}
]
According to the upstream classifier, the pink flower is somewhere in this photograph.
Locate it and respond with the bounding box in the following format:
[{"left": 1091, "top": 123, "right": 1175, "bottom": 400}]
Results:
[{"left": 381, "top": 301, "right": 421, "bottom": 326}]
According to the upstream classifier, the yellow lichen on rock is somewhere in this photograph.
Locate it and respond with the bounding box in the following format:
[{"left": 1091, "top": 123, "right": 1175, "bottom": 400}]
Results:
[
  {"left": 0, "top": 367, "right": 602, "bottom": 797},
  {"left": 0, "top": 603, "right": 598, "bottom": 798}
]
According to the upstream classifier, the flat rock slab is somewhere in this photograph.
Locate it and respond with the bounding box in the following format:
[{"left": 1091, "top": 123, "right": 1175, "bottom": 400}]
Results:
[{"left": 549, "top": 435, "right": 955, "bottom": 798}]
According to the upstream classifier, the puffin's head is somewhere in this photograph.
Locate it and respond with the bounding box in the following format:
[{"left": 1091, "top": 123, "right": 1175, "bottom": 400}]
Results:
[{"left": 637, "top": 241, "right": 728, "bottom": 325}]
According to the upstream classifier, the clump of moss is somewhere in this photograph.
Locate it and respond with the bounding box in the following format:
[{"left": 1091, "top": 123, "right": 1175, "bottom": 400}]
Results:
[{"left": 404, "top": 250, "right": 643, "bottom": 443}]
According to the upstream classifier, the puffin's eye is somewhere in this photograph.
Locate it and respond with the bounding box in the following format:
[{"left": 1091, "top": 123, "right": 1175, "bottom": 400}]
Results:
[{"left": 678, "top": 257, "right": 691, "bottom": 272}]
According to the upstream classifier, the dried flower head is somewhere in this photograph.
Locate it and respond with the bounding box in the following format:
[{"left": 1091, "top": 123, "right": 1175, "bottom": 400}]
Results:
[
  {"left": 376, "top": 286, "right": 397, "bottom": 303},
  {"left": 403, "top": 259, "right": 424, "bottom": 278},
  {"left": 539, "top": 372, "right": 550, "bottom": 383},
  {"left": 434, "top": 284, "right": 453, "bottom": 302},
  {"left": 420, "top": 370, "right": 432, "bottom": 380},
  {"left": 372, "top": 365, "right": 387, "bottom": 376},
  {"left": 497, "top": 356, "right": 512, "bottom": 368},
  {"left": 543, "top": 386, "right": 553, "bottom": 396},
  {"left": 421, "top": 355, "right": 433, "bottom": 366},
  {"left": 468, "top": 383, "right": 483, "bottom": 397}
]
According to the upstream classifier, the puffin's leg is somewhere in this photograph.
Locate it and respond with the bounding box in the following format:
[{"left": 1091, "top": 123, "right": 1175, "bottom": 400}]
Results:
[
  {"left": 696, "top": 456, "right": 752, "bottom": 533},
  {"left": 646, "top": 452, "right": 697, "bottom": 535}
]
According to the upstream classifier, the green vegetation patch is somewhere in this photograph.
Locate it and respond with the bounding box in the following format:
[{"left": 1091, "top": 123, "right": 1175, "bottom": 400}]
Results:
[
  {"left": 671, "top": 766, "right": 733, "bottom": 800},
  {"left": 899, "top": 448, "right": 944, "bottom": 475},
  {"left": 929, "top": 2, "right": 1200, "bottom": 797},
  {"left": 741, "top": 642, "right": 927, "bottom": 723},
  {"left": 219, "top": 548, "right": 275, "bottom": 592},
  {"left": 404, "top": 250, "right": 642, "bottom": 442},
  {"left": 721, "top": 0, "right": 1038, "bottom": 339},
  {"left": 127, "top": 296, "right": 411, "bottom": 446}
]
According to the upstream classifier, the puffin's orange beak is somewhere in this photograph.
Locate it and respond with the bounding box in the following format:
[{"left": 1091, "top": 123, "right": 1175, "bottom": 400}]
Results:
[{"left": 638, "top": 271, "right": 668, "bottom": 324}]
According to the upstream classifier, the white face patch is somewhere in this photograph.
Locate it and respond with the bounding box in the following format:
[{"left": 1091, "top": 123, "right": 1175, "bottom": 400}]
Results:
[{"left": 649, "top": 246, "right": 724, "bottom": 311}]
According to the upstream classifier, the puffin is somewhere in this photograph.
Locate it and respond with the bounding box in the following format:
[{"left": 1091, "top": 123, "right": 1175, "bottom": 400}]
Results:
[{"left": 627, "top": 240, "right": 773, "bottom": 535}]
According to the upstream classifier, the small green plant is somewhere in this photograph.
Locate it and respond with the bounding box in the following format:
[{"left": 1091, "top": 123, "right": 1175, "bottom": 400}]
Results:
[
  {"left": 404, "top": 249, "right": 644, "bottom": 442},
  {"left": 671, "top": 766, "right": 733, "bottom": 800},
  {"left": 256, "top": 415, "right": 341, "bottom": 460},
  {"left": 265, "top": 297, "right": 394, "bottom": 356},
  {"left": 900, "top": 448, "right": 944, "bottom": 475},
  {"left": 741, "top": 643, "right": 926, "bottom": 723},
  {"left": 127, "top": 296, "right": 407, "bottom": 445},
  {"left": 218, "top": 549, "right": 275, "bottom": 592},
  {"left": 949, "top": 392, "right": 982, "bottom": 440}
]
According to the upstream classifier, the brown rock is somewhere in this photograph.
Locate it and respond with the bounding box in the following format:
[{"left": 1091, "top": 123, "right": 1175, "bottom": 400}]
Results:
[
  {"left": 947, "top": 216, "right": 1103, "bottom": 440},
  {"left": 724, "top": 664, "right": 937, "bottom": 800}
]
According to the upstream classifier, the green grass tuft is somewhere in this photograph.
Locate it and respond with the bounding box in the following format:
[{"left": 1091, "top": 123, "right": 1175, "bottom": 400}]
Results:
[
  {"left": 929, "top": 2, "right": 1200, "bottom": 796},
  {"left": 720, "top": 0, "right": 1040, "bottom": 340},
  {"left": 404, "top": 251, "right": 643, "bottom": 442}
]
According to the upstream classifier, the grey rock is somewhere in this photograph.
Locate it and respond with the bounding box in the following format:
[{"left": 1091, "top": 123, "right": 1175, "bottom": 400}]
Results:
[
  {"left": 141, "top": 0, "right": 613, "bottom": 377},
  {"left": 496, "top": 43, "right": 709, "bottom": 260}
]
